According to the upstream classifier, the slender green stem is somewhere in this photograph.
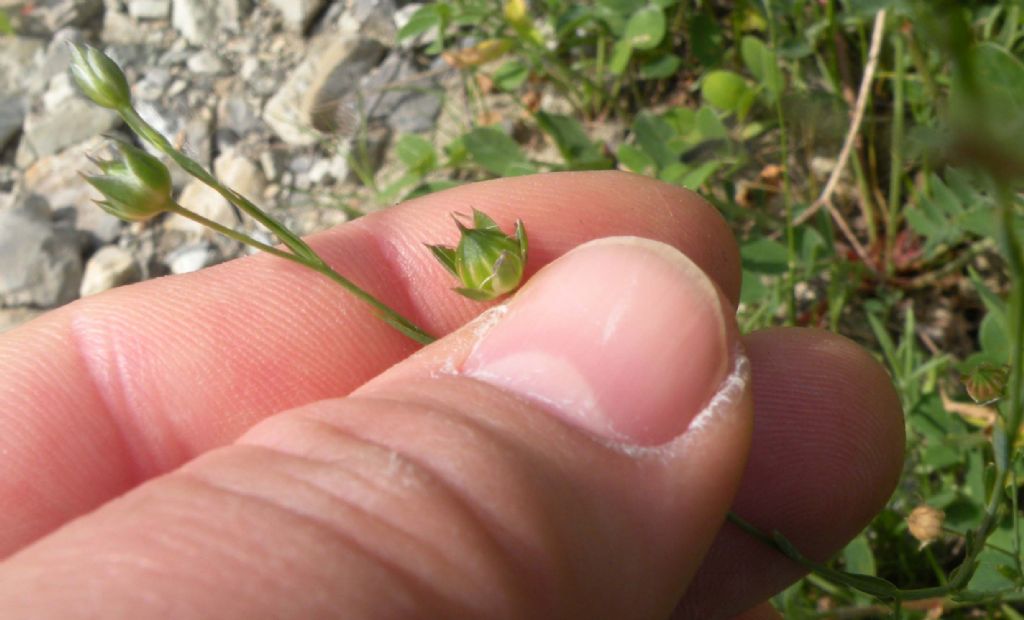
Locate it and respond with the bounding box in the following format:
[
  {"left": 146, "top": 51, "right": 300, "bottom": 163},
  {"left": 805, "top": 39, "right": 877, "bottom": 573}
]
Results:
[
  {"left": 121, "top": 105, "right": 436, "bottom": 346},
  {"left": 885, "top": 32, "right": 905, "bottom": 276},
  {"left": 118, "top": 106, "right": 320, "bottom": 265},
  {"left": 761, "top": 0, "right": 797, "bottom": 325},
  {"left": 166, "top": 202, "right": 298, "bottom": 263}
]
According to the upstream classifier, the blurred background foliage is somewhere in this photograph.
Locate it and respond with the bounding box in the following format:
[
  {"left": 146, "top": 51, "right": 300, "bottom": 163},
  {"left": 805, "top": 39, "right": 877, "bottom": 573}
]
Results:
[{"left": 359, "top": 0, "right": 1024, "bottom": 616}]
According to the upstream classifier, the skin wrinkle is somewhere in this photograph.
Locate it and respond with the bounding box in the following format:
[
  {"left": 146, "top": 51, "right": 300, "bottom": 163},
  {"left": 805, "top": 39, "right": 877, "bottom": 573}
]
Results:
[
  {"left": 168, "top": 469, "right": 432, "bottom": 615},
  {"left": 240, "top": 415, "right": 519, "bottom": 598},
  {"left": 337, "top": 383, "right": 661, "bottom": 616},
  {"left": 240, "top": 450, "right": 506, "bottom": 615},
  {"left": 177, "top": 459, "right": 482, "bottom": 617},
  {"left": 66, "top": 310, "right": 154, "bottom": 488},
  {"left": 70, "top": 305, "right": 202, "bottom": 479},
  {"left": 295, "top": 392, "right": 566, "bottom": 614}
]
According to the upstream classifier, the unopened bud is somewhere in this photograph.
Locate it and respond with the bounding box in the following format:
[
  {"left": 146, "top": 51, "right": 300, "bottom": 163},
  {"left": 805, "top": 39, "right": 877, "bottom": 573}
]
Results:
[
  {"left": 907, "top": 505, "right": 945, "bottom": 550},
  {"left": 85, "top": 141, "right": 173, "bottom": 222},
  {"left": 69, "top": 43, "right": 132, "bottom": 110},
  {"left": 428, "top": 209, "right": 527, "bottom": 301}
]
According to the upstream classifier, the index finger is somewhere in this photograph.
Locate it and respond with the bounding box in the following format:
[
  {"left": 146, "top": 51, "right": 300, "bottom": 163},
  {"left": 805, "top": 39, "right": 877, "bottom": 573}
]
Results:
[{"left": 0, "top": 170, "right": 739, "bottom": 556}]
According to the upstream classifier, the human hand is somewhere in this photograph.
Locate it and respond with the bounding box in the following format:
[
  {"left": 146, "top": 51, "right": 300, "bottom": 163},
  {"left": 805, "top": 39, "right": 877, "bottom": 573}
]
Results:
[{"left": 0, "top": 171, "right": 903, "bottom": 619}]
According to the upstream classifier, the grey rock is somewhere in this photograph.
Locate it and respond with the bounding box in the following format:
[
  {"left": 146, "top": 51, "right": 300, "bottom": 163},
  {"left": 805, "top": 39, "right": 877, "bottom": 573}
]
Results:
[
  {"left": 0, "top": 95, "right": 25, "bottom": 151},
  {"left": 186, "top": 49, "right": 228, "bottom": 75},
  {"left": 37, "top": 28, "right": 87, "bottom": 92},
  {"left": 259, "top": 148, "right": 287, "bottom": 182},
  {"left": 263, "top": 34, "right": 386, "bottom": 146},
  {"left": 79, "top": 244, "right": 140, "bottom": 296},
  {"left": 265, "top": 0, "right": 328, "bottom": 31},
  {"left": 164, "top": 148, "right": 264, "bottom": 234},
  {"left": 22, "top": 135, "right": 124, "bottom": 243},
  {"left": 360, "top": 52, "right": 444, "bottom": 134},
  {"left": 133, "top": 67, "right": 173, "bottom": 101},
  {"left": 0, "top": 0, "right": 103, "bottom": 36},
  {"left": 128, "top": 0, "right": 171, "bottom": 19},
  {"left": 171, "top": 0, "right": 252, "bottom": 44},
  {"left": 166, "top": 241, "right": 219, "bottom": 274},
  {"left": 135, "top": 99, "right": 213, "bottom": 170},
  {"left": 16, "top": 80, "right": 121, "bottom": 166},
  {"left": 0, "top": 36, "right": 46, "bottom": 96},
  {"left": 0, "top": 195, "right": 83, "bottom": 308},
  {"left": 307, "top": 152, "right": 349, "bottom": 185},
  {"left": 337, "top": 0, "right": 396, "bottom": 45},
  {"left": 216, "top": 91, "right": 260, "bottom": 136}
]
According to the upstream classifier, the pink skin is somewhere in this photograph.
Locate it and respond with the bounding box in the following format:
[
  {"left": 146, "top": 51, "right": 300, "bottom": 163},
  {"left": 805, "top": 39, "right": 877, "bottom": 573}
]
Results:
[{"left": 0, "top": 172, "right": 902, "bottom": 618}]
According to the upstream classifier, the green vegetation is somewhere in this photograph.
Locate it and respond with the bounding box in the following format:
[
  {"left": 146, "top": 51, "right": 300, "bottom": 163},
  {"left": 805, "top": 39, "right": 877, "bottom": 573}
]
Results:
[
  {"left": 69, "top": 0, "right": 1024, "bottom": 615},
  {"left": 378, "top": 0, "right": 1024, "bottom": 616}
]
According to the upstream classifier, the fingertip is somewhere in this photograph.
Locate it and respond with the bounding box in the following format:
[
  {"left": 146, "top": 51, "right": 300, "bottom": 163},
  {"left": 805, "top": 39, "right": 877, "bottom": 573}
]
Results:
[
  {"left": 676, "top": 327, "right": 905, "bottom": 618},
  {"left": 743, "top": 327, "right": 906, "bottom": 518}
]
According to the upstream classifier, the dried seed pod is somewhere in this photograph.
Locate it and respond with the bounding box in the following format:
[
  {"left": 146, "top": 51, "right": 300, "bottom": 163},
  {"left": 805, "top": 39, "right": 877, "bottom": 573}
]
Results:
[{"left": 907, "top": 505, "right": 945, "bottom": 550}]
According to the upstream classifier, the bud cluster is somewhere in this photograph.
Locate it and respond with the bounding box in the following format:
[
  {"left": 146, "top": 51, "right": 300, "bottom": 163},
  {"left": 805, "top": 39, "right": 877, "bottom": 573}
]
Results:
[{"left": 429, "top": 210, "right": 528, "bottom": 301}]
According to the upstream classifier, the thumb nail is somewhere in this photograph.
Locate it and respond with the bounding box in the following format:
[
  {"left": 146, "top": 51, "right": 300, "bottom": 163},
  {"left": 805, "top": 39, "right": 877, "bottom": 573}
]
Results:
[{"left": 463, "top": 237, "right": 736, "bottom": 447}]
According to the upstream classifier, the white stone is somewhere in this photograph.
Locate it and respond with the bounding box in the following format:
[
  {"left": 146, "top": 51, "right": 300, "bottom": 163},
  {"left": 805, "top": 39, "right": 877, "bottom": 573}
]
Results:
[
  {"left": 164, "top": 149, "right": 265, "bottom": 234},
  {"left": 167, "top": 242, "right": 218, "bottom": 274},
  {"left": 128, "top": 0, "right": 170, "bottom": 19},
  {"left": 79, "top": 245, "right": 139, "bottom": 297},
  {"left": 265, "top": 0, "right": 327, "bottom": 30},
  {"left": 171, "top": 0, "right": 251, "bottom": 44}
]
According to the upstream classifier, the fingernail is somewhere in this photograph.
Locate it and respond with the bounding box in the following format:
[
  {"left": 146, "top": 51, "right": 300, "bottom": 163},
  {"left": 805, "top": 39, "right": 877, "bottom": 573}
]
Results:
[{"left": 463, "top": 237, "right": 734, "bottom": 446}]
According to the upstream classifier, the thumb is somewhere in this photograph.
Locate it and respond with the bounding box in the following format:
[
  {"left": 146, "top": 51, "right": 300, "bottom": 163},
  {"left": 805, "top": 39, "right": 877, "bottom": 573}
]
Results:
[{"left": 0, "top": 237, "right": 751, "bottom": 619}]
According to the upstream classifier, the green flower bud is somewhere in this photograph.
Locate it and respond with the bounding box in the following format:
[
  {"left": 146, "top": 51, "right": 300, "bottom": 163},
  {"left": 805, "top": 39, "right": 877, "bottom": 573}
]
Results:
[
  {"left": 84, "top": 141, "right": 173, "bottom": 222},
  {"left": 69, "top": 43, "right": 132, "bottom": 110},
  {"left": 429, "top": 209, "right": 528, "bottom": 301}
]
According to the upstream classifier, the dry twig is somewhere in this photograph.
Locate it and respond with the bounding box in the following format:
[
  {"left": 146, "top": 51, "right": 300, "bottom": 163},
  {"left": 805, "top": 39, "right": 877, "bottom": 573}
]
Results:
[{"left": 795, "top": 10, "right": 887, "bottom": 228}]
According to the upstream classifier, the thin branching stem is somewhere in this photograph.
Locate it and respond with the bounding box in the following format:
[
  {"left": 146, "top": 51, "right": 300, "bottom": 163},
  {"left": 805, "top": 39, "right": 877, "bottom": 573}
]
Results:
[{"left": 119, "top": 106, "right": 436, "bottom": 345}]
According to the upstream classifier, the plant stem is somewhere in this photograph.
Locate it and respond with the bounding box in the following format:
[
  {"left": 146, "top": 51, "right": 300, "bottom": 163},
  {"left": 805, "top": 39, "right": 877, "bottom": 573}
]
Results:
[
  {"left": 166, "top": 202, "right": 298, "bottom": 263},
  {"left": 885, "top": 31, "right": 905, "bottom": 276},
  {"left": 122, "top": 105, "right": 436, "bottom": 346}
]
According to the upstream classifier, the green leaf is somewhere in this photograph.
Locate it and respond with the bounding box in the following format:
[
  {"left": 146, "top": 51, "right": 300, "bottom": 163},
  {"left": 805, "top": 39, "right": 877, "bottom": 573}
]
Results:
[
  {"left": 462, "top": 127, "right": 536, "bottom": 177},
  {"left": 688, "top": 13, "right": 723, "bottom": 66},
  {"left": 638, "top": 53, "right": 681, "bottom": 80},
  {"left": 622, "top": 6, "right": 666, "bottom": 50},
  {"left": 740, "top": 238, "right": 789, "bottom": 274},
  {"left": 0, "top": 10, "right": 12, "bottom": 36},
  {"left": 631, "top": 111, "right": 679, "bottom": 169},
  {"left": 841, "top": 534, "right": 877, "bottom": 604},
  {"left": 841, "top": 534, "right": 877, "bottom": 576},
  {"left": 535, "top": 112, "right": 611, "bottom": 169},
  {"left": 428, "top": 244, "right": 458, "bottom": 275},
  {"left": 970, "top": 42, "right": 1024, "bottom": 115},
  {"left": 397, "top": 4, "right": 444, "bottom": 41},
  {"left": 677, "top": 161, "right": 720, "bottom": 188},
  {"left": 395, "top": 134, "right": 437, "bottom": 175},
  {"left": 616, "top": 143, "right": 655, "bottom": 174},
  {"left": 471, "top": 209, "right": 500, "bottom": 230},
  {"left": 493, "top": 59, "right": 529, "bottom": 92},
  {"left": 740, "top": 35, "right": 783, "bottom": 101},
  {"left": 701, "top": 70, "right": 754, "bottom": 116},
  {"left": 609, "top": 39, "right": 633, "bottom": 74},
  {"left": 694, "top": 106, "right": 729, "bottom": 141}
]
